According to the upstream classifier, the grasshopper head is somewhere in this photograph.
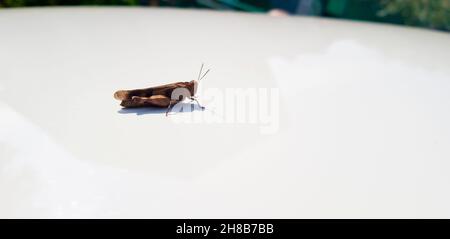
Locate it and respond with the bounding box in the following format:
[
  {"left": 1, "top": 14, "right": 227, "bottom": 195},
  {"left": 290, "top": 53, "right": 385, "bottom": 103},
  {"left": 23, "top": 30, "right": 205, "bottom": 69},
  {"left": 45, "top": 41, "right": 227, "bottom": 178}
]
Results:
[
  {"left": 189, "top": 64, "right": 209, "bottom": 97},
  {"left": 188, "top": 80, "right": 199, "bottom": 97}
]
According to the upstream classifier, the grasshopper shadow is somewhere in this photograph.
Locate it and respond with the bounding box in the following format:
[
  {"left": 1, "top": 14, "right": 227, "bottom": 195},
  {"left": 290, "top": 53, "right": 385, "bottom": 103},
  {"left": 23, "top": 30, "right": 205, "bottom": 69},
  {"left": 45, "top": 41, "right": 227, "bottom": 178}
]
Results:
[{"left": 117, "top": 102, "right": 204, "bottom": 116}]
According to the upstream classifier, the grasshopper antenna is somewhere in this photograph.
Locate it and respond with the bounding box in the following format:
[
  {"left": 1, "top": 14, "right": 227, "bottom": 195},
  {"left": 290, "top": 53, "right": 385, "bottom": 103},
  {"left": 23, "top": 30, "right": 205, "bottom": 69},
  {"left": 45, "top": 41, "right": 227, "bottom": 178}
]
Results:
[
  {"left": 199, "top": 68, "right": 210, "bottom": 81},
  {"left": 197, "top": 63, "right": 204, "bottom": 81}
]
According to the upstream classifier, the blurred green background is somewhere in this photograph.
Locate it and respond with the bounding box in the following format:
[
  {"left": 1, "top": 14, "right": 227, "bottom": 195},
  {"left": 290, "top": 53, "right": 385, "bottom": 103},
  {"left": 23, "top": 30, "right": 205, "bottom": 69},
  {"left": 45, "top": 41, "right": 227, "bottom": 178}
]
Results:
[{"left": 0, "top": 0, "right": 449, "bottom": 31}]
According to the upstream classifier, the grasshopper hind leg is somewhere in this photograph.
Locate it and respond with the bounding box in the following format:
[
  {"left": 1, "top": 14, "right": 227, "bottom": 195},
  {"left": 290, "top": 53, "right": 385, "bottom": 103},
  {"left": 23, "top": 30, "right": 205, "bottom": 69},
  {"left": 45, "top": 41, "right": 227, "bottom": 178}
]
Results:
[{"left": 165, "top": 101, "right": 174, "bottom": 116}]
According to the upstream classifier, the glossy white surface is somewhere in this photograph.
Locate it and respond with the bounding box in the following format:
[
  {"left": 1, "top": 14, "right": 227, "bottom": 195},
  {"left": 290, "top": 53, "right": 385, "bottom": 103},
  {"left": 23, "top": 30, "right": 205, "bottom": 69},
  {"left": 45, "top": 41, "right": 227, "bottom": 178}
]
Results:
[{"left": 1, "top": 7, "right": 450, "bottom": 218}]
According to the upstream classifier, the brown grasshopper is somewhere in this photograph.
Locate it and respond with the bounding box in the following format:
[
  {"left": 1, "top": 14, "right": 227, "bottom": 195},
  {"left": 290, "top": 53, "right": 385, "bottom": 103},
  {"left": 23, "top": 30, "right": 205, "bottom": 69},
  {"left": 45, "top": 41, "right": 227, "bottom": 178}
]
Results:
[{"left": 114, "top": 64, "right": 209, "bottom": 116}]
